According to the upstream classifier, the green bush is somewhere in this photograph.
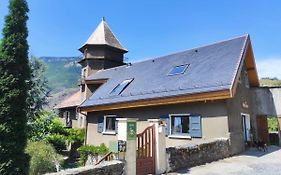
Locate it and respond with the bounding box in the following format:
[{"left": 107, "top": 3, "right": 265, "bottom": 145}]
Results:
[
  {"left": 98, "top": 143, "right": 109, "bottom": 155},
  {"left": 45, "top": 134, "right": 67, "bottom": 152},
  {"left": 67, "top": 128, "right": 85, "bottom": 147},
  {"left": 25, "top": 141, "right": 63, "bottom": 175},
  {"left": 48, "top": 117, "right": 69, "bottom": 135},
  {"left": 77, "top": 144, "right": 109, "bottom": 165}
]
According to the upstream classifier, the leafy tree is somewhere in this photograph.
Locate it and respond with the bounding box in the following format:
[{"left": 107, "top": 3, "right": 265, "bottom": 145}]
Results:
[
  {"left": 28, "top": 111, "right": 84, "bottom": 153},
  {"left": 0, "top": 0, "right": 30, "bottom": 174},
  {"left": 27, "top": 56, "right": 50, "bottom": 122}
]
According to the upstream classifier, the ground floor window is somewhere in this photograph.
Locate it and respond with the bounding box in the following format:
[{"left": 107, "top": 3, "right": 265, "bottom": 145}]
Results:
[
  {"left": 104, "top": 115, "right": 117, "bottom": 133},
  {"left": 63, "top": 111, "right": 71, "bottom": 127},
  {"left": 170, "top": 114, "right": 190, "bottom": 136},
  {"left": 161, "top": 114, "right": 202, "bottom": 138}
]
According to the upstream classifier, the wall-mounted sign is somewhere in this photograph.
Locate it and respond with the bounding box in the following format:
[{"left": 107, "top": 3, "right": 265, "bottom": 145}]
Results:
[
  {"left": 118, "top": 140, "right": 126, "bottom": 152},
  {"left": 127, "top": 122, "right": 137, "bottom": 140}
]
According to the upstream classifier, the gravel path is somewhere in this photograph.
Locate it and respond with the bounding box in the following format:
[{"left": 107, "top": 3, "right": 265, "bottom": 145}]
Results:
[{"left": 167, "top": 146, "right": 281, "bottom": 175}]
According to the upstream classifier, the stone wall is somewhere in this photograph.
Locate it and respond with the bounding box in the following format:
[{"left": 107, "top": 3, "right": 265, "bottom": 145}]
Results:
[
  {"left": 45, "top": 160, "right": 124, "bottom": 175},
  {"left": 166, "top": 138, "right": 230, "bottom": 172}
]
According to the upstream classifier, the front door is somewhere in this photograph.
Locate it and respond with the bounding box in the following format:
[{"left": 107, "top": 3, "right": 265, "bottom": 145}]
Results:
[{"left": 242, "top": 113, "right": 251, "bottom": 141}]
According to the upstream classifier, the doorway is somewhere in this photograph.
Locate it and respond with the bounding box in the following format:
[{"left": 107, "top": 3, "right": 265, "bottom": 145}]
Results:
[{"left": 242, "top": 113, "right": 251, "bottom": 141}]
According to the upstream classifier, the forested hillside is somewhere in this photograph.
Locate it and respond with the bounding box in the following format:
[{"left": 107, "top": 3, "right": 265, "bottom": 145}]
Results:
[{"left": 39, "top": 57, "right": 81, "bottom": 93}]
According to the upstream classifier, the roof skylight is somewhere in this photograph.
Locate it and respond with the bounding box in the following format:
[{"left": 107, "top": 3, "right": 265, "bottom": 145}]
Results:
[
  {"left": 110, "top": 78, "right": 134, "bottom": 96},
  {"left": 168, "top": 64, "right": 189, "bottom": 75}
]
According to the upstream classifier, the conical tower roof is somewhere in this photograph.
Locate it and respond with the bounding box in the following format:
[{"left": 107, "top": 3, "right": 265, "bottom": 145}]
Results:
[{"left": 79, "top": 18, "right": 128, "bottom": 53}]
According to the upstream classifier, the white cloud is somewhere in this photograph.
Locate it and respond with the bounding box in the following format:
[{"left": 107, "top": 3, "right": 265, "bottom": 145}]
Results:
[{"left": 256, "top": 58, "right": 281, "bottom": 79}]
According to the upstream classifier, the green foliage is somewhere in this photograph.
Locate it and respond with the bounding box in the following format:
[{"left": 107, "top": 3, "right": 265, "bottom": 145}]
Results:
[
  {"left": 98, "top": 143, "right": 109, "bottom": 155},
  {"left": 25, "top": 141, "right": 63, "bottom": 175},
  {"left": 28, "top": 112, "right": 67, "bottom": 151},
  {"left": 260, "top": 77, "right": 281, "bottom": 87},
  {"left": 28, "top": 112, "right": 85, "bottom": 153},
  {"left": 67, "top": 128, "right": 85, "bottom": 146},
  {"left": 28, "top": 112, "right": 59, "bottom": 141},
  {"left": 47, "top": 117, "right": 69, "bottom": 135},
  {"left": 27, "top": 56, "right": 50, "bottom": 122},
  {"left": 45, "top": 134, "right": 67, "bottom": 152},
  {"left": 0, "top": 0, "right": 31, "bottom": 174},
  {"left": 77, "top": 144, "right": 109, "bottom": 165},
  {"left": 268, "top": 118, "right": 278, "bottom": 132}
]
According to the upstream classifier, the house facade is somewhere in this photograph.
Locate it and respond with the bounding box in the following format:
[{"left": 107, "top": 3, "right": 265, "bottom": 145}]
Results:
[{"left": 56, "top": 19, "right": 281, "bottom": 155}]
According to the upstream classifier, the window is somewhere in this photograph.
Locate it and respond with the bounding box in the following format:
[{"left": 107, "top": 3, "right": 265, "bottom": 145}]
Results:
[
  {"left": 110, "top": 78, "right": 134, "bottom": 96},
  {"left": 103, "top": 115, "right": 117, "bottom": 134},
  {"left": 168, "top": 64, "right": 189, "bottom": 75},
  {"left": 170, "top": 114, "right": 190, "bottom": 136},
  {"left": 160, "top": 114, "right": 202, "bottom": 138},
  {"left": 63, "top": 111, "right": 72, "bottom": 127}
]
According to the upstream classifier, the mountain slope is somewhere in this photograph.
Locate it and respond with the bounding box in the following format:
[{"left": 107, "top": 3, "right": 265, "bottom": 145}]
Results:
[{"left": 39, "top": 57, "right": 81, "bottom": 93}]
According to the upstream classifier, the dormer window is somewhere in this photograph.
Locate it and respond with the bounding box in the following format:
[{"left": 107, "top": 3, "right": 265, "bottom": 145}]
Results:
[
  {"left": 110, "top": 78, "right": 134, "bottom": 96},
  {"left": 168, "top": 64, "right": 189, "bottom": 75}
]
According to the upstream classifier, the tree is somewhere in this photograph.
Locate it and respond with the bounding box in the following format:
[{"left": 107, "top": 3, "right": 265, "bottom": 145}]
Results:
[
  {"left": 27, "top": 56, "right": 50, "bottom": 122},
  {"left": 0, "top": 0, "right": 31, "bottom": 174}
]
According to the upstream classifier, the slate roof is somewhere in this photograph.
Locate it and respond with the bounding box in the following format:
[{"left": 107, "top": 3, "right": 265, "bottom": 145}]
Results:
[
  {"left": 79, "top": 18, "right": 128, "bottom": 52},
  {"left": 80, "top": 35, "right": 248, "bottom": 108},
  {"left": 55, "top": 91, "right": 81, "bottom": 109}
]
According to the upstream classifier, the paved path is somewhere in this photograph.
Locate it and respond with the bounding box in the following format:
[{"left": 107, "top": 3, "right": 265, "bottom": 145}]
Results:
[{"left": 168, "top": 146, "right": 281, "bottom": 175}]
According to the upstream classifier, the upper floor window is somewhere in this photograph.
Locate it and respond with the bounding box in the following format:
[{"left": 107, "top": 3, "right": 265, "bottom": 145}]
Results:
[
  {"left": 110, "top": 79, "right": 134, "bottom": 96},
  {"left": 63, "top": 111, "right": 72, "bottom": 127},
  {"left": 168, "top": 64, "right": 189, "bottom": 76}
]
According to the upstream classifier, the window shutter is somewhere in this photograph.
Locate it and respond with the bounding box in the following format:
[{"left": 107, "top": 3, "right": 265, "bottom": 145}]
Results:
[
  {"left": 160, "top": 115, "right": 170, "bottom": 136},
  {"left": 97, "top": 116, "right": 104, "bottom": 133},
  {"left": 189, "top": 115, "right": 202, "bottom": 138}
]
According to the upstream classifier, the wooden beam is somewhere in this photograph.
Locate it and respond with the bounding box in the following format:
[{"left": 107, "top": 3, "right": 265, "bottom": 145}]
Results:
[{"left": 80, "top": 89, "right": 231, "bottom": 112}]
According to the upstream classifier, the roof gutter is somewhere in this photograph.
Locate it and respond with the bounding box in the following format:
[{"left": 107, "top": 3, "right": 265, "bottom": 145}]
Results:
[{"left": 79, "top": 89, "right": 231, "bottom": 112}]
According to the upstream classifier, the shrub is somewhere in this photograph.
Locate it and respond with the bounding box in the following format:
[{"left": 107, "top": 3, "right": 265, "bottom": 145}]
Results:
[
  {"left": 77, "top": 144, "right": 109, "bottom": 165},
  {"left": 48, "top": 117, "right": 68, "bottom": 135},
  {"left": 45, "top": 134, "right": 67, "bottom": 152},
  {"left": 98, "top": 143, "right": 109, "bottom": 156},
  {"left": 25, "top": 141, "right": 63, "bottom": 175},
  {"left": 67, "top": 128, "right": 85, "bottom": 147}
]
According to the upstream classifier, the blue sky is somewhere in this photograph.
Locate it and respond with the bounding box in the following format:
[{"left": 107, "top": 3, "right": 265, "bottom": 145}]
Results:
[{"left": 1, "top": 0, "right": 281, "bottom": 78}]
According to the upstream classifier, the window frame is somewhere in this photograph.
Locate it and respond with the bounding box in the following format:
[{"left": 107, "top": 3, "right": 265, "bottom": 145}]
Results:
[
  {"left": 102, "top": 115, "right": 117, "bottom": 135},
  {"left": 110, "top": 78, "right": 134, "bottom": 96},
  {"left": 168, "top": 114, "right": 191, "bottom": 139},
  {"left": 168, "top": 64, "right": 190, "bottom": 76}
]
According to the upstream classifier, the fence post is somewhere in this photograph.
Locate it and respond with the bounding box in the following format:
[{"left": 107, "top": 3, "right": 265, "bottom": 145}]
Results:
[
  {"left": 148, "top": 119, "right": 167, "bottom": 174},
  {"left": 117, "top": 118, "right": 138, "bottom": 175}
]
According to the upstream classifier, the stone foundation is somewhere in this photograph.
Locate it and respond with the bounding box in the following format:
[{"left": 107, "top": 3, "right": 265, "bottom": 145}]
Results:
[
  {"left": 46, "top": 160, "right": 124, "bottom": 175},
  {"left": 166, "top": 138, "right": 230, "bottom": 172}
]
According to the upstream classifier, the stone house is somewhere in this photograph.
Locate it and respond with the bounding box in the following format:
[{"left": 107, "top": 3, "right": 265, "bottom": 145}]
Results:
[{"left": 56, "top": 18, "right": 281, "bottom": 155}]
